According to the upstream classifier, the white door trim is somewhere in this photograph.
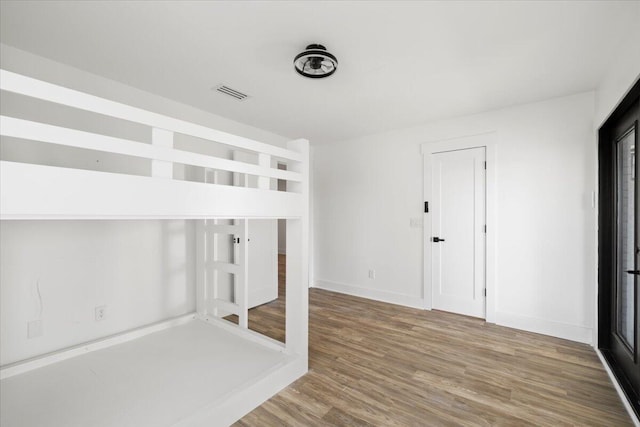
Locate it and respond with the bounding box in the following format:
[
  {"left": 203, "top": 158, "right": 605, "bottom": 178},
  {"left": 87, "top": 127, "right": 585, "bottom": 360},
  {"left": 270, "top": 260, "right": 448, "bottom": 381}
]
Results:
[{"left": 421, "top": 132, "right": 497, "bottom": 323}]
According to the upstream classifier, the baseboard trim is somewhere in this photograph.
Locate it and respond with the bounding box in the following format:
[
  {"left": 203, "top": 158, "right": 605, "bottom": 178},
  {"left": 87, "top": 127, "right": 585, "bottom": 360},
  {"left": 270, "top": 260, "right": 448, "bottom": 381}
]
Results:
[
  {"left": 312, "top": 281, "right": 593, "bottom": 344},
  {"left": 595, "top": 349, "right": 640, "bottom": 427},
  {"left": 495, "top": 311, "right": 592, "bottom": 344},
  {"left": 313, "top": 279, "right": 424, "bottom": 309}
]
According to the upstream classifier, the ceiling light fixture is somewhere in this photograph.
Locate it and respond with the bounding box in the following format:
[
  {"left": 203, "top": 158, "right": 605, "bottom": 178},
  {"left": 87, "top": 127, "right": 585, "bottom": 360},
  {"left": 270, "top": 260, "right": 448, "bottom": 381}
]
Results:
[{"left": 293, "top": 44, "right": 338, "bottom": 78}]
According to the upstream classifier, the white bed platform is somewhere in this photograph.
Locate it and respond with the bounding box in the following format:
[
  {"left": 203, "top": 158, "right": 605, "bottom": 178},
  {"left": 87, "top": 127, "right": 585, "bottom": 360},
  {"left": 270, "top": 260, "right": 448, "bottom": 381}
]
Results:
[
  {"left": 1, "top": 318, "right": 302, "bottom": 427},
  {"left": 0, "top": 69, "right": 309, "bottom": 426}
]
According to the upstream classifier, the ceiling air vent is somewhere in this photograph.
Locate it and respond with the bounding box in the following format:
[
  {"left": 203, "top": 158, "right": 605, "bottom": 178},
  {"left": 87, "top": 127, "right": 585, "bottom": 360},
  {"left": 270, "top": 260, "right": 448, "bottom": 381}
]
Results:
[{"left": 214, "top": 84, "right": 249, "bottom": 101}]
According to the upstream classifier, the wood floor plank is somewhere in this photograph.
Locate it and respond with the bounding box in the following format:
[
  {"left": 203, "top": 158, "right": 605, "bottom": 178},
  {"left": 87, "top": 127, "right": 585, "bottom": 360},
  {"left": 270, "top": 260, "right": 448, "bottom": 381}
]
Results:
[
  {"left": 322, "top": 407, "right": 375, "bottom": 427},
  {"left": 233, "top": 255, "right": 632, "bottom": 426}
]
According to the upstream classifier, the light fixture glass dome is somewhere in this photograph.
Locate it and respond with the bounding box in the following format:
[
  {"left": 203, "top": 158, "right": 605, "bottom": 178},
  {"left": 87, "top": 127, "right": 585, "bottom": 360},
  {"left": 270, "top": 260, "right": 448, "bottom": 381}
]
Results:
[{"left": 294, "top": 44, "right": 338, "bottom": 78}]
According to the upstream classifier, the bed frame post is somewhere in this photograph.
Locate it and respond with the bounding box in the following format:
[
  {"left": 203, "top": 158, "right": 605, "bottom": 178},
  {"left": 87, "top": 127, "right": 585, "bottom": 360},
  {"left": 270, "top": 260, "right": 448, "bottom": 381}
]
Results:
[
  {"left": 195, "top": 219, "right": 207, "bottom": 317},
  {"left": 151, "top": 128, "right": 174, "bottom": 178},
  {"left": 237, "top": 219, "right": 249, "bottom": 328},
  {"left": 257, "top": 153, "right": 271, "bottom": 189},
  {"left": 285, "top": 139, "right": 309, "bottom": 363}
]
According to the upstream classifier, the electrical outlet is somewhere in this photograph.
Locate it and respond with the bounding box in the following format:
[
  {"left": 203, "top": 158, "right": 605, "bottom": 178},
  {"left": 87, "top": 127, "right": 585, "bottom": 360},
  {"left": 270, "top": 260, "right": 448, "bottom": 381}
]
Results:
[
  {"left": 95, "top": 305, "right": 106, "bottom": 321},
  {"left": 368, "top": 269, "right": 376, "bottom": 279},
  {"left": 27, "top": 320, "right": 43, "bottom": 339}
]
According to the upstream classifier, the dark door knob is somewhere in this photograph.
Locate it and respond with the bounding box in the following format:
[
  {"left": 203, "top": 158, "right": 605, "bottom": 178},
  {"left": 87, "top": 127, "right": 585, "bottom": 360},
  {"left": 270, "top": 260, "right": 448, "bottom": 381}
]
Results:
[
  {"left": 625, "top": 270, "right": 640, "bottom": 275},
  {"left": 432, "top": 237, "right": 445, "bottom": 242}
]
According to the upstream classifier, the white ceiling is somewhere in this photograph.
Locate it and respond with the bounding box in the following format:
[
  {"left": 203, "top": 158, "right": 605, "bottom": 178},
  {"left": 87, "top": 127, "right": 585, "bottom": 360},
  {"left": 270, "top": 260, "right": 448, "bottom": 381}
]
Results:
[{"left": 1, "top": 1, "right": 638, "bottom": 144}]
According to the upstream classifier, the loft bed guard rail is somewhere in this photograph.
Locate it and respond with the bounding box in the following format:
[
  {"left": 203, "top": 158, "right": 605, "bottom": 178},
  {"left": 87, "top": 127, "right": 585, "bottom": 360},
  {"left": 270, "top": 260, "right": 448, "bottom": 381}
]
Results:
[
  {"left": 0, "top": 69, "right": 309, "bottom": 426},
  {"left": 0, "top": 69, "right": 308, "bottom": 219}
]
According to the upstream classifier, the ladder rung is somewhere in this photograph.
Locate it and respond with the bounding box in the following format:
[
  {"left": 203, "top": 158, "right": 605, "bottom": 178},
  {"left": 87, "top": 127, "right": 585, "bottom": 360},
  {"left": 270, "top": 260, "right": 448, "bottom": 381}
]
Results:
[
  {"left": 210, "top": 299, "right": 239, "bottom": 315},
  {"left": 210, "top": 261, "right": 241, "bottom": 275},
  {"left": 208, "top": 224, "right": 242, "bottom": 235}
]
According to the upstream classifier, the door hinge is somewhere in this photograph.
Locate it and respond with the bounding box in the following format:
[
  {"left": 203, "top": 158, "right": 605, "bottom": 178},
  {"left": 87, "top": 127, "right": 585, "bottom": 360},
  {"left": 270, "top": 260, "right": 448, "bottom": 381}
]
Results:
[
  {"left": 484, "top": 289, "right": 487, "bottom": 297},
  {"left": 484, "top": 224, "right": 487, "bottom": 233},
  {"left": 424, "top": 201, "right": 429, "bottom": 213},
  {"left": 484, "top": 161, "right": 487, "bottom": 169}
]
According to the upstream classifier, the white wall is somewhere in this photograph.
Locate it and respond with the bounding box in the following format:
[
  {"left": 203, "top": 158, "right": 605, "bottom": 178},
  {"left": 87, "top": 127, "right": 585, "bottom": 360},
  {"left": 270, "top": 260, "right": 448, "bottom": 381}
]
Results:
[
  {"left": 594, "top": 21, "right": 640, "bottom": 128},
  {"left": 313, "top": 91, "right": 596, "bottom": 343},
  {"left": 0, "top": 45, "right": 288, "bottom": 365}
]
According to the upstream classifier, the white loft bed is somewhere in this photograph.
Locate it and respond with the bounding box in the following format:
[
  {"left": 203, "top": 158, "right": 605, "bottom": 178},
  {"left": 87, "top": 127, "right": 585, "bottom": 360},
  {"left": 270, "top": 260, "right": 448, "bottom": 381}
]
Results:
[{"left": 0, "top": 70, "right": 309, "bottom": 427}]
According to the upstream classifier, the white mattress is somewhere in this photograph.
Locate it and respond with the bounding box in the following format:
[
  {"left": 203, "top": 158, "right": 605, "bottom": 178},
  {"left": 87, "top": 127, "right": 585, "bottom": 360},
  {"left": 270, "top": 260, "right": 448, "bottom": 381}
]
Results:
[{"left": 1, "top": 320, "right": 287, "bottom": 427}]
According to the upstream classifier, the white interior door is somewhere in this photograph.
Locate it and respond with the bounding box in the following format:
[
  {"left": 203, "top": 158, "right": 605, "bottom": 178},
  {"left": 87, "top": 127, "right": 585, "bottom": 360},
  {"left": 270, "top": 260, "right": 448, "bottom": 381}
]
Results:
[{"left": 431, "top": 147, "right": 486, "bottom": 318}]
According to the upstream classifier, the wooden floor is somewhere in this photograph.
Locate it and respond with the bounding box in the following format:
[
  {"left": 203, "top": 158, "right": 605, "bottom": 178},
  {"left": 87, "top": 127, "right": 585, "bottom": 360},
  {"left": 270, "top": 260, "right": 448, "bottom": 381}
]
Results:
[{"left": 235, "top": 255, "right": 632, "bottom": 426}]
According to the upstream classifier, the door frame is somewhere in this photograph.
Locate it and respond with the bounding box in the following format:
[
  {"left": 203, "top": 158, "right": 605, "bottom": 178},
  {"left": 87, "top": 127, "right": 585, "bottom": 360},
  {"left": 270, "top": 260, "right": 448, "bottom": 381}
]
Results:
[
  {"left": 597, "top": 78, "right": 640, "bottom": 420},
  {"left": 421, "top": 132, "right": 497, "bottom": 322}
]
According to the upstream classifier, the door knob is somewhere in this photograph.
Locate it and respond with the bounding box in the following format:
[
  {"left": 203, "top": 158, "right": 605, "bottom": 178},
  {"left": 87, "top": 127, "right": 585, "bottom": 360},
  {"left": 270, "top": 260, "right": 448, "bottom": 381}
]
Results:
[
  {"left": 625, "top": 270, "right": 640, "bottom": 275},
  {"left": 432, "top": 237, "right": 445, "bottom": 242}
]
